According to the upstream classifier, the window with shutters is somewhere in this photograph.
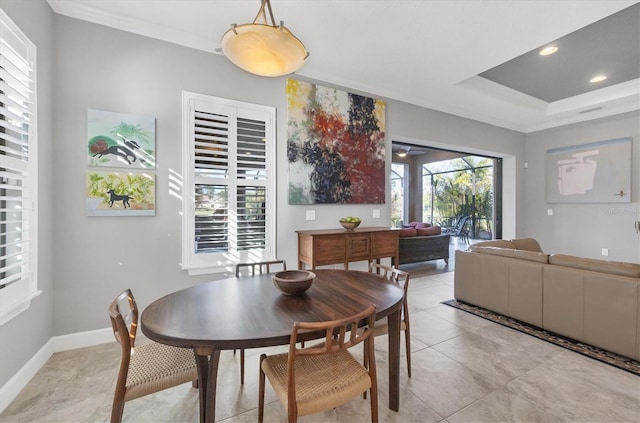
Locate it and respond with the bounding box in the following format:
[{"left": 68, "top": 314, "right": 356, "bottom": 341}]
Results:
[
  {"left": 182, "top": 92, "right": 276, "bottom": 274},
  {"left": 0, "top": 10, "right": 39, "bottom": 326}
]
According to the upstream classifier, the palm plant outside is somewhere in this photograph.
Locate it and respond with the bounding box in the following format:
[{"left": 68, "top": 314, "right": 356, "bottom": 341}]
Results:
[{"left": 430, "top": 163, "right": 493, "bottom": 237}]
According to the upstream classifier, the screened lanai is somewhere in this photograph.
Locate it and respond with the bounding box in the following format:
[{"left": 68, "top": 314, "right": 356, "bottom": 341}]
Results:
[{"left": 391, "top": 143, "right": 501, "bottom": 242}]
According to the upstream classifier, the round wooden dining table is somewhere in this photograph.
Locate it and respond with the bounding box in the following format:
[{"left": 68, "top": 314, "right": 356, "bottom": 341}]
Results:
[{"left": 141, "top": 269, "right": 404, "bottom": 423}]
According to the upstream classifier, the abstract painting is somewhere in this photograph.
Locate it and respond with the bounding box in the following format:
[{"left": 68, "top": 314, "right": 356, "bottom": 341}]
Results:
[
  {"left": 287, "top": 79, "right": 386, "bottom": 204},
  {"left": 87, "top": 109, "right": 156, "bottom": 169},
  {"left": 545, "top": 137, "right": 632, "bottom": 203},
  {"left": 86, "top": 170, "right": 156, "bottom": 216}
]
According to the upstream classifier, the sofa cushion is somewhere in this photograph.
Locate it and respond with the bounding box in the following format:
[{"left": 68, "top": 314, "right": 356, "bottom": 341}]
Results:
[
  {"left": 512, "top": 238, "right": 543, "bottom": 252},
  {"left": 471, "top": 246, "right": 516, "bottom": 257},
  {"left": 543, "top": 266, "right": 585, "bottom": 342},
  {"left": 549, "top": 254, "right": 590, "bottom": 270},
  {"left": 513, "top": 250, "right": 549, "bottom": 264},
  {"left": 583, "top": 273, "right": 638, "bottom": 359},
  {"left": 416, "top": 226, "right": 441, "bottom": 236},
  {"left": 588, "top": 259, "right": 640, "bottom": 278},
  {"left": 549, "top": 254, "right": 640, "bottom": 278},
  {"left": 398, "top": 228, "right": 417, "bottom": 237},
  {"left": 472, "top": 239, "right": 515, "bottom": 249},
  {"left": 471, "top": 246, "right": 548, "bottom": 264},
  {"left": 508, "top": 260, "right": 544, "bottom": 327}
]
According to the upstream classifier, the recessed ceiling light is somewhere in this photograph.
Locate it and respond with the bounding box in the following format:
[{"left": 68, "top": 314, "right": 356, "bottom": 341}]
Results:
[
  {"left": 539, "top": 46, "right": 558, "bottom": 56},
  {"left": 590, "top": 75, "right": 607, "bottom": 83}
]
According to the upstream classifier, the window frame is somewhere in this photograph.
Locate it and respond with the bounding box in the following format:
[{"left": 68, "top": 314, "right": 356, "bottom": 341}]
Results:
[
  {"left": 181, "top": 91, "right": 276, "bottom": 275},
  {"left": 0, "top": 9, "right": 40, "bottom": 326},
  {"left": 390, "top": 162, "right": 408, "bottom": 227}
]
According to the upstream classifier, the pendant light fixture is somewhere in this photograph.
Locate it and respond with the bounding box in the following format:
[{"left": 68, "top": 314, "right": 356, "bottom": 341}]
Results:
[{"left": 221, "top": 0, "right": 309, "bottom": 77}]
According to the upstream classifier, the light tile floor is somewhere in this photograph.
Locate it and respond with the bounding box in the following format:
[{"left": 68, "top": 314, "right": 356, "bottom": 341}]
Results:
[{"left": 2, "top": 269, "right": 639, "bottom": 422}]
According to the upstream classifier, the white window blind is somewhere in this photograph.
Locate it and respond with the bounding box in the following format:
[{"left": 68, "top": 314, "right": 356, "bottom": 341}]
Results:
[
  {"left": 0, "top": 9, "right": 39, "bottom": 326},
  {"left": 182, "top": 92, "right": 275, "bottom": 274}
]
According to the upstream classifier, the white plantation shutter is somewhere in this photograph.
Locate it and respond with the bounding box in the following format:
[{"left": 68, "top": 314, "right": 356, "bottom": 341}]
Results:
[
  {"left": 193, "top": 108, "right": 230, "bottom": 253},
  {"left": 236, "top": 116, "right": 268, "bottom": 251},
  {"left": 182, "top": 92, "right": 275, "bottom": 274},
  {"left": 0, "top": 10, "right": 39, "bottom": 325}
]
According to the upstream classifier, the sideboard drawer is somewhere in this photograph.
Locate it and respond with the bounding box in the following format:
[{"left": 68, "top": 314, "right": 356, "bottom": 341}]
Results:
[
  {"left": 314, "top": 236, "right": 346, "bottom": 263},
  {"left": 347, "top": 235, "right": 371, "bottom": 260},
  {"left": 372, "top": 231, "right": 399, "bottom": 258}
]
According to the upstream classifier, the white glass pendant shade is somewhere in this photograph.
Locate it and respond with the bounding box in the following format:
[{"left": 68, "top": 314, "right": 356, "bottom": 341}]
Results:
[
  {"left": 221, "top": 23, "right": 308, "bottom": 77},
  {"left": 220, "top": 0, "right": 308, "bottom": 77}
]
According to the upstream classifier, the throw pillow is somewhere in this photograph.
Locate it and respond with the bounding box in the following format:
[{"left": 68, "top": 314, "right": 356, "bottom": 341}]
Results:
[{"left": 415, "top": 222, "right": 432, "bottom": 228}]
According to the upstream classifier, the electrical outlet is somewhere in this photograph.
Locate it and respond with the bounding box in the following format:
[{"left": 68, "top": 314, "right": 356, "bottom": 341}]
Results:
[
  {"left": 305, "top": 210, "right": 315, "bottom": 221},
  {"left": 547, "top": 209, "right": 553, "bottom": 216},
  {"left": 372, "top": 209, "right": 380, "bottom": 218},
  {"left": 601, "top": 248, "right": 609, "bottom": 256}
]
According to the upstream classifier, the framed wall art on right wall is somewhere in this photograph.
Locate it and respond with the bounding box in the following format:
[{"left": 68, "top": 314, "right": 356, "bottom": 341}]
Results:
[{"left": 545, "top": 137, "right": 632, "bottom": 204}]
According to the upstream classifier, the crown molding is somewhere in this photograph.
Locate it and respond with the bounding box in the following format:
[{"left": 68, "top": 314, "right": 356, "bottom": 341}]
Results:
[{"left": 47, "top": 0, "right": 220, "bottom": 54}]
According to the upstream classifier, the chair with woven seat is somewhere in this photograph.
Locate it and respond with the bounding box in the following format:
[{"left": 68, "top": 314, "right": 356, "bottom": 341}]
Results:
[
  {"left": 368, "top": 263, "right": 412, "bottom": 377},
  {"left": 235, "top": 259, "right": 287, "bottom": 384},
  {"left": 258, "top": 305, "right": 378, "bottom": 423},
  {"left": 235, "top": 259, "right": 287, "bottom": 277},
  {"left": 108, "top": 289, "right": 198, "bottom": 423}
]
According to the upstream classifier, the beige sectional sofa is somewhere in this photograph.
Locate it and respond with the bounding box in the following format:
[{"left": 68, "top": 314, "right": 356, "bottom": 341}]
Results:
[{"left": 454, "top": 239, "right": 640, "bottom": 361}]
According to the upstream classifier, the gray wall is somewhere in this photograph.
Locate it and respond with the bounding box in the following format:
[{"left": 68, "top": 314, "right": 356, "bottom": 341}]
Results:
[
  {"left": 524, "top": 111, "right": 640, "bottom": 262},
  {"left": 47, "top": 12, "right": 527, "bottom": 339},
  {"left": 0, "top": 0, "right": 54, "bottom": 385},
  {"left": 6, "top": 0, "right": 637, "bottom": 390}
]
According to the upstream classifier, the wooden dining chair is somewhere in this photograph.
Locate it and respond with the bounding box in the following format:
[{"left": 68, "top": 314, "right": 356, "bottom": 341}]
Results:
[
  {"left": 258, "top": 305, "right": 378, "bottom": 423},
  {"left": 368, "top": 263, "right": 412, "bottom": 377},
  {"left": 234, "top": 259, "right": 287, "bottom": 384},
  {"left": 235, "top": 259, "right": 287, "bottom": 277},
  {"left": 108, "top": 289, "right": 198, "bottom": 423}
]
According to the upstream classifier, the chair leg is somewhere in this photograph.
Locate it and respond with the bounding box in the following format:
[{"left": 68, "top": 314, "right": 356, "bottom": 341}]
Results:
[
  {"left": 370, "top": 385, "right": 379, "bottom": 423},
  {"left": 362, "top": 343, "right": 369, "bottom": 399},
  {"left": 258, "top": 354, "right": 266, "bottom": 423},
  {"left": 110, "top": 398, "right": 125, "bottom": 423},
  {"left": 240, "top": 349, "right": 245, "bottom": 384},
  {"left": 404, "top": 329, "right": 412, "bottom": 378},
  {"left": 367, "top": 340, "right": 379, "bottom": 423},
  {"left": 110, "top": 380, "right": 127, "bottom": 423}
]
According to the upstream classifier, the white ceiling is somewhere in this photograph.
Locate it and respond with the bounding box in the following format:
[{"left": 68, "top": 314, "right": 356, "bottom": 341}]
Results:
[{"left": 47, "top": 0, "right": 640, "bottom": 133}]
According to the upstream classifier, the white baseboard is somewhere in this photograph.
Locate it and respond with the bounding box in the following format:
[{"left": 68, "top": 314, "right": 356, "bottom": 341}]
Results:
[
  {"left": 0, "top": 327, "right": 112, "bottom": 413},
  {"left": 0, "top": 338, "right": 53, "bottom": 412},
  {"left": 51, "top": 327, "right": 113, "bottom": 352}
]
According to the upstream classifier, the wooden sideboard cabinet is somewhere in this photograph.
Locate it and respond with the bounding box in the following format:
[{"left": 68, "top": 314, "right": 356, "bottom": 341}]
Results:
[{"left": 296, "top": 227, "right": 399, "bottom": 270}]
